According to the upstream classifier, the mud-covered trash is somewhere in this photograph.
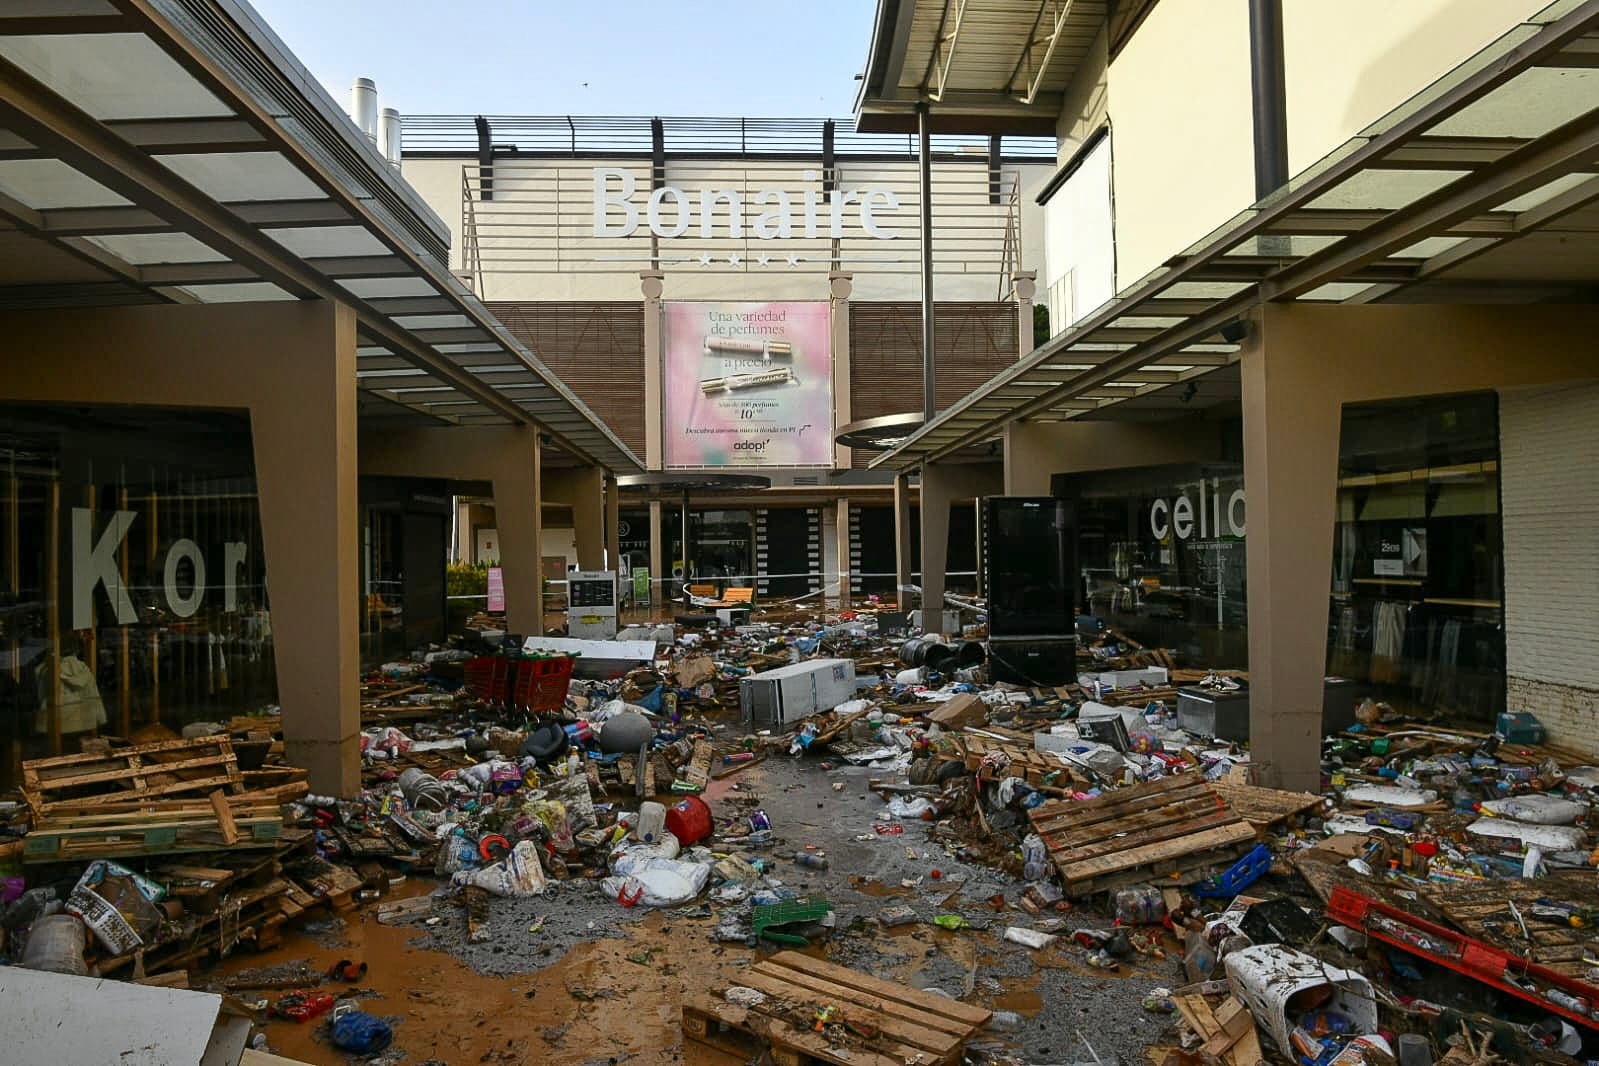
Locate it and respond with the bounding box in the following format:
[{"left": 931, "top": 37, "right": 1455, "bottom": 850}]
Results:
[{"left": 879, "top": 904, "right": 918, "bottom": 927}]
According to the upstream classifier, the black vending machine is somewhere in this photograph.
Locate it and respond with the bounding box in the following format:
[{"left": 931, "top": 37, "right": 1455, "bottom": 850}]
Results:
[{"left": 984, "top": 496, "right": 1076, "bottom": 685}]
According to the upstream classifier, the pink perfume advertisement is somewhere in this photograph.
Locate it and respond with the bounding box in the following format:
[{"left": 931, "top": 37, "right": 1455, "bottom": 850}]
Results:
[{"left": 662, "top": 301, "right": 834, "bottom": 468}]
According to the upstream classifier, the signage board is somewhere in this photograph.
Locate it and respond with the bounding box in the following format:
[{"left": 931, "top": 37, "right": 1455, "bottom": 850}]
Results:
[
  {"left": 663, "top": 301, "right": 833, "bottom": 468},
  {"left": 486, "top": 566, "right": 505, "bottom": 612}
]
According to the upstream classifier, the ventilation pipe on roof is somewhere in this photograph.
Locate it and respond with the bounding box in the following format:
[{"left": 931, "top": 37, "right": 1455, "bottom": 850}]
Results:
[
  {"left": 351, "top": 77, "right": 378, "bottom": 144},
  {"left": 379, "top": 107, "right": 402, "bottom": 170}
]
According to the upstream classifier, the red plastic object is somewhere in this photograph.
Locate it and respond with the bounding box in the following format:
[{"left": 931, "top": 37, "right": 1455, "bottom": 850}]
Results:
[
  {"left": 1328, "top": 884, "right": 1599, "bottom": 1030},
  {"left": 274, "top": 990, "right": 335, "bottom": 1023},
  {"left": 478, "top": 834, "right": 511, "bottom": 861},
  {"left": 665, "top": 796, "right": 713, "bottom": 845},
  {"left": 512, "top": 656, "right": 576, "bottom": 712}
]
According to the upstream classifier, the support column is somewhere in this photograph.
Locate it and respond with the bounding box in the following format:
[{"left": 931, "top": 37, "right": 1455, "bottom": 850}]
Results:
[
  {"left": 1011, "top": 271, "right": 1037, "bottom": 359},
  {"left": 569, "top": 465, "right": 605, "bottom": 571},
  {"left": 893, "top": 472, "right": 914, "bottom": 611},
  {"left": 835, "top": 497, "right": 852, "bottom": 608},
  {"left": 830, "top": 272, "right": 853, "bottom": 470},
  {"left": 648, "top": 499, "right": 664, "bottom": 607},
  {"left": 919, "top": 466, "right": 952, "bottom": 629},
  {"left": 1240, "top": 323, "right": 1341, "bottom": 794},
  {"left": 973, "top": 497, "right": 986, "bottom": 598},
  {"left": 641, "top": 271, "right": 664, "bottom": 469},
  {"left": 0, "top": 302, "right": 362, "bottom": 796},
  {"left": 604, "top": 474, "right": 621, "bottom": 573}
]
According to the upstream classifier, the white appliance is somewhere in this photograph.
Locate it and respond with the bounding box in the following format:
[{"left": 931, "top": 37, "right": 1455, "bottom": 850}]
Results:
[
  {"left": 739, "top": 658, "right": 857, "bottom": 730},
  {"left": 565, "top": 570, "right": 618, "bottom": 639}
]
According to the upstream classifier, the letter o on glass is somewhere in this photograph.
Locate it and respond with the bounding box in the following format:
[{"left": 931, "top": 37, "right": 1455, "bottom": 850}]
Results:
[{"left": 164, "top": 538, "right": 207, "bottom": 618}]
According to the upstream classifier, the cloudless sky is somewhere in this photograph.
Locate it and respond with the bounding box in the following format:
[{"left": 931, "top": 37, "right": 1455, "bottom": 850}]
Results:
[{"left": 248, "top": 0, "right": 878, "bottom": 120}]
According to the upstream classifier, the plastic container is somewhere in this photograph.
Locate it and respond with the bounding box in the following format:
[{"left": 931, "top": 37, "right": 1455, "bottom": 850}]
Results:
[
  {"left": 1224, "top": 944, "right": 1377, "bottom": 1054},
  {"left": 794, "top": 851, "right": 829, "bottom": 870},
  {"left": 20, "top": 914, "right": 87, "bottom": 975},
  {"left": 331, "top": 1010, "right": 393, "bottom": 1053},
  {"left": 1114, "top": 885, "right": 1167, "bottom": 925},
  {"left": 635, "top": 801, "right": 667, "bottom": 843},
  {"left": 665, "top": 796, "right": 713, "bottom": 846}
]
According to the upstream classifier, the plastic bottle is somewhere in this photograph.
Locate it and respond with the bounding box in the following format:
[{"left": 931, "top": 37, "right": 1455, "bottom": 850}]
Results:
[
  {"left": 795, "top": 851, "right": 829, "bottom": 870},
  {"left": 987, "top": 1010, "right": 1023, "bottom": 1031}
]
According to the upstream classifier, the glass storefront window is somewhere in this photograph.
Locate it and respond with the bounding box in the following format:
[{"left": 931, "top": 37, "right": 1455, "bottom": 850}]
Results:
[
  {"left": 0, "top": 405, "right": 274, "bottom": 784},
  {"left": 1067, "top": 463, "right": 1249, "bottom": 666},
  {"left": 1328, "top": 393, "right": 1504, "bottom": 720}
]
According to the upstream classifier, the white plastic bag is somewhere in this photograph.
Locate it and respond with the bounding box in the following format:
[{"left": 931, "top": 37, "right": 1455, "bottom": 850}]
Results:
[{"left": 454, "top": 840, "right": 548, "bottom": 897}]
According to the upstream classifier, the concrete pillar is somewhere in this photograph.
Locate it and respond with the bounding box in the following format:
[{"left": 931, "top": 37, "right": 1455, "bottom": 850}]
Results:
[
  {"left": 835, "top": 497, "right": 852, "bottom": 608},
  {"left": 568, "top": 465, "right": 605, "bottom": 571},
  {"left": 648, "top": 499, "right": 664, "bottom": 606},
  {"left": 893, "top": 472, "right": 914, "bottom": 610},
  {"left": 830, "top": 272, "right": 853, "bottom": 469},
  {"left": 361, "top": 425, "right": 546, "bottom": 641},
  {"left": 604, "top": 474, "right": 621, "bottom": 573},
  {"left": 1240, "top": 303, "right": 1599, "bottom": 791},
  {"left": 0, "top": 302, "right": 362, "bottom": 796},
  {"left": 641, "top": 271, "right": 664, "bottom": 469},
  {"left": 1011, "top": 271, "right": 1037, "bottom": 359}
]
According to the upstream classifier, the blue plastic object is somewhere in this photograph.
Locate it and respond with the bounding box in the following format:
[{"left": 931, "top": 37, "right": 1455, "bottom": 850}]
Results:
[
  {"left": 331, "top": 1010, "right": 393, "bottom": 1054},
  {"left": 1193, "top": 844, "right": 1272, "bottom": 898}
]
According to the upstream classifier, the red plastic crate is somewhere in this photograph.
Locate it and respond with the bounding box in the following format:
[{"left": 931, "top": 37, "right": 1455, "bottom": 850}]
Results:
[
  {"left": 1328, "top": 884, "right": 1599, "bottom": 1030},
  {"left": 464, "top": 656, "right": 512, "bottom": 704},
  {"left": 512, "top": 655, "right": 575, "bottom": 713}
]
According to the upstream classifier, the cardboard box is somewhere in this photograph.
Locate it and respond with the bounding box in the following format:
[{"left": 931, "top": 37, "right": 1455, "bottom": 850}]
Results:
[{"left": 927, "top": 693, "right": 987, "bottom": 730}]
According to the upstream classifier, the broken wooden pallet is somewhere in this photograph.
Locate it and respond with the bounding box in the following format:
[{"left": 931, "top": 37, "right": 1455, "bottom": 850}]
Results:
[
  {"left": 23, "top": 736, "right": 245, "bottom": 816},
  {"left": 1028, "top": 774, "right": 1256, "bottom": 897},
  {"left": 683, "top": 950, "right": 990, "bottom": 1066},
  {"left": 1173, "top": 988, "right": 1265, "bottom": 1066},
  {"left": 1209, "top": 780, "right": 1324, "bottom": 833},
  {"left": 1427, "top": 877, "right": 1599, "bottom": 978},
  {"left": 958, "top": 735, "right": 1076, "bottom": 787}
]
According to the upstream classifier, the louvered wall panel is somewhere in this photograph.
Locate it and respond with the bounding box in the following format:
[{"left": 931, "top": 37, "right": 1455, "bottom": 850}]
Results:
[
  {"left": 848, "top": 302, "right": 1019, "bottom": 467},
  {"left": 487, "top": 302, "right": 647, "bottom": 454}
]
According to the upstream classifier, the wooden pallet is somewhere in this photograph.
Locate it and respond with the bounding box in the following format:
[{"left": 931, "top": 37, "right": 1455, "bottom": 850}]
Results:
[
  {"left": 1427, "top": 878, "right": 1599, "bottom": 978},
  {"left": 1173, "top": 990, "right": 1265, "bottom": 1066},
  {"left": 23, "top": 736, "right": 244, "bottom": 816},
  {"left": 682, "top": 951, "right": 990, "bottom": 1066},
  {"left": 1209, "top": 780, "right": 1323, "bottom": 832},
  {"left": 957, "top": 736, "right": 1076, "bottom": 787},
  {"left": 1028, "top": 774, "right": 1256, "bottom": 897}
]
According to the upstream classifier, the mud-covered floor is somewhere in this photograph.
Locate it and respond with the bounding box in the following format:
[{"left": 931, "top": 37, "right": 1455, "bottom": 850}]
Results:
[{"left": 214, "top": 755, "right": 1182, "bottom": 1065}]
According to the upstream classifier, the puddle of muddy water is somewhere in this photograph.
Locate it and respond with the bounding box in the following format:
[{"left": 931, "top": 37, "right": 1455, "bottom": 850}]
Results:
[{"left": 211, "top": 902, "right": 753, "bottom": 1065}]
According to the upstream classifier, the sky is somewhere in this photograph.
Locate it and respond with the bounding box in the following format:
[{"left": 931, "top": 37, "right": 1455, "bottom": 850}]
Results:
[{"left": 248, "top": 0, "right": 878, "bottom": 120}]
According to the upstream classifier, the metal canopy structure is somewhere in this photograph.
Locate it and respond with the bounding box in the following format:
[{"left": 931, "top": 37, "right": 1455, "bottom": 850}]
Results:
[
  {"left": 872, "top": 0, "right": 1599, "bottom": 469},
  {"left": 856, "top": 0, "right": 1110, "bottom": 133},
  {"left": 0, "top": 0, "right": 641, "bottom": 473}
]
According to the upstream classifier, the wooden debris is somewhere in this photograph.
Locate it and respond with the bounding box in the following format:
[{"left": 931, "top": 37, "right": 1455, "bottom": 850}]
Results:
[
  {"left": 1028, "top": 774, "right": 1256, "bottom": 897},
  {"left": 682, "top": 950, "right": 990, "bottom": 1066},
  {"left": 1173, "top": 990, "right": 1264, "bottom": 1066},
  {"left": 1210, "top": 780, "right": 1323, "bottom": 833},
  {"left": 23, "top": 736, "right": 246, "bottom": 817}
]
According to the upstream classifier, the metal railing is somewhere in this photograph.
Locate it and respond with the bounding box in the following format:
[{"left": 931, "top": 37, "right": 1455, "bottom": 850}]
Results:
[{"left": 402, "top": 114, "right": 1056, "bottom": 161}]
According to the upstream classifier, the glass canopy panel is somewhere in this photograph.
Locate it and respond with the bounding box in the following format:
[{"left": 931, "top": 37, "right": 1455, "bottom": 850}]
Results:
[
  {"left": 339, "top": 276, "right": 438, "bottom": 299},
  {"left": 82, "top": 231, "right": 227, "bottom": 264},
  {"left": 1395, "top": 235, "right": 1470, "bottom": 258},
  {"left": 161, "top": 152, "right": 323, "bottom": 202},
  {"left": 1431, "top": 67, "right": 1599, "bottom": 139},
  {"left": 0, "top": 159, "right": 130, "bottom": 208},
  {"left": 1306, "top": 169, "right": 1469, "bottom": 211},
  {"left": 0, "top": 34, "right": 232, "bottom": 121},
  {"left": 1161, "top": 281, "right": 1253, "bottom": 299},
  {"left": 263, "top": 225, "right": 390, "bottom": 258},
  {"left": 392, "top": 315, "right": 476, "bottom": 329},
  {"left": 177, "top": 281, "right": 293, "bottom": 302},
  {"left": 1301, "top": 281, "right": 1376, "bottom": 302},
  {"left": 1224, "top": 235, "right": 1342, "bottom": 256},
  {"left": 1495, "top": 172, "right": 1597, "bottom": 212}
]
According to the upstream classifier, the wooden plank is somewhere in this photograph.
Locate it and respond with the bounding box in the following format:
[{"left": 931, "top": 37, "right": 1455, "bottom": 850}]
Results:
[
  {"left": 736, "top": 967, "right": 961, "bottom": 1053},
  {"left": 1055, "top": 810, "right": 1245, "bottom": 864},
  {"left": 1029, "top": 775, "right": 1208, "bottom": 829},
  {"left": 770, "top": 951, "right": 991, "bottom": 1027},
  {"left": 36, "top": 774, "right": 246, "bottom": 813},
  {"left": 1058, "top": 822, "right": 1257, "bottom": 883},
  {"left": 210, "top": 790, "right": 239, "bottom": 845},
  {"left": 744, "top": 964, "right": 972, "bottom": 1040},
  {"left": 684, "top": 996, "right": 925, "bottom": 1066},
  {"left": 1041, "top": 795, "right": 1230, "bottom": 850}
]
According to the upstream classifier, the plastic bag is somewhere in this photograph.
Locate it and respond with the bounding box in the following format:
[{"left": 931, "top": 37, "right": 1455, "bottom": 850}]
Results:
[
  {"left": 454, "top": 840, "right": 548, "bottom": 897},
  {"left": 887, "top": 797, "right": 934, "bottom": 819},
  {"left": 525, "top": 799, "right": 575, "bottom": 852},
  {"left": 65, "top": 860, "right": 165, "bottom": 954},
  {"left": 331, "top": 1010, "right": 393, "bottom": 1053},
  {"left": 540, "top": 774, "right": 597, "bottom": 833}
]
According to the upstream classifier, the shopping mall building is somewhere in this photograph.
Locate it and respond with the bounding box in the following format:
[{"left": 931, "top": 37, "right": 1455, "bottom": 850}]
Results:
[{"left": 0, "top": 0, "right": 1596, "bottom": 797}]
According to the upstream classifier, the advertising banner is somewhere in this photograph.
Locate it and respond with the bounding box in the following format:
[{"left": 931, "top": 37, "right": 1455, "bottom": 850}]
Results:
[{"left": 663, "top": 302, "right": 833, "bottom": 468}]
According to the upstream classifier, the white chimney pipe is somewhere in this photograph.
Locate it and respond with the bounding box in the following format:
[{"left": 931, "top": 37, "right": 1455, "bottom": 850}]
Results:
[
  {"left": 351, "top": 77, "right": 377, "bottom": 143},
  {"left": 379, "top": 107, "right": 402, "bottom": 170}
]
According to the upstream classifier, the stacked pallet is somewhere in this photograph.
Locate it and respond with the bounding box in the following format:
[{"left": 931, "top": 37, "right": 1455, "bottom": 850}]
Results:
[
  {"left": 21, "top": 737, "right": 293, "bottom": 862},
  {"left": 1028, "top": 774, "right": 1257, "bottom": 897},
  {"left": 683, "top": 951, "right": 990, "bottom": 1066},
  {"left": 956, "top": 735, "right": 1084, "bottom": 789}
]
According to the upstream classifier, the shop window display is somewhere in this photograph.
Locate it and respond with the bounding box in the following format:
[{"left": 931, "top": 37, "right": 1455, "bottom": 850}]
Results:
[
  {"left": 1328, "top": 393, "right": 1504, "bottom": 721},
  {"left": 0, "top": 405, "right": 275, "bottom": 785}
]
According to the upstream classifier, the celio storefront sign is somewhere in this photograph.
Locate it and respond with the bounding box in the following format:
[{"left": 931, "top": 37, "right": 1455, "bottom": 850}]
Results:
[
  {"left": 1149, "top": 480, "right": 1246, "bottom": 541},
  {"left": 592, "top": 168, "right": 903, "bottom": 240}
]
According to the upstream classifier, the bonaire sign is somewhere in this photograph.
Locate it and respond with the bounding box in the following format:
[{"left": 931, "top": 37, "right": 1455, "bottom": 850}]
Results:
[{"left": 592, "top": 167, "right": 902, "bottom": 240}]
